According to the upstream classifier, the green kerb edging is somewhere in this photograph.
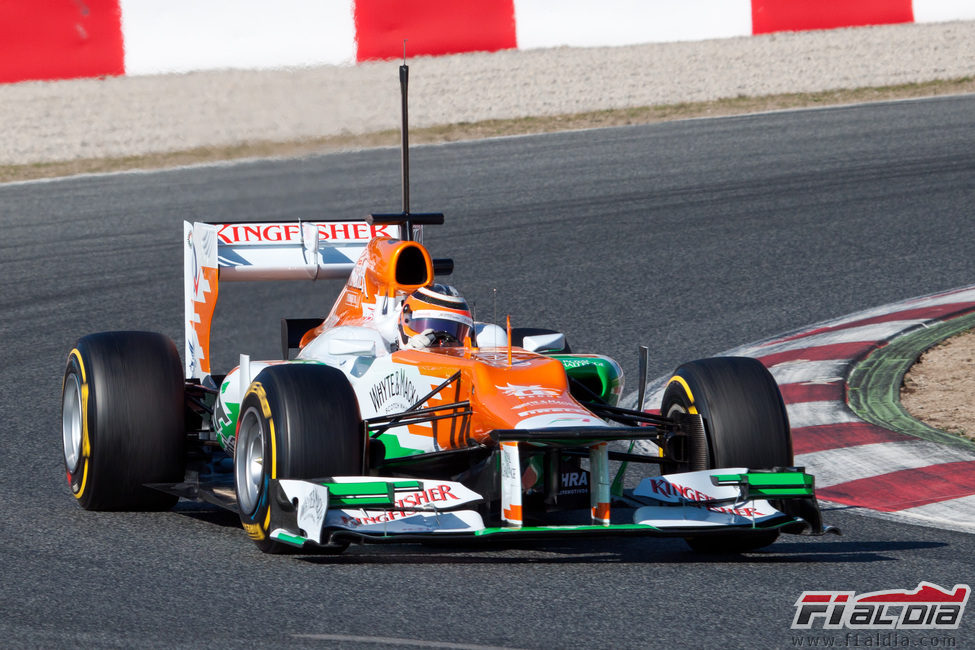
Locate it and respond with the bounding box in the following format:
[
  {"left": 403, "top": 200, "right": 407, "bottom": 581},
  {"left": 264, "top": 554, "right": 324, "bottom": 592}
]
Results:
[{"left": 847, "top": 311, "right": 975, "bottom": 450}]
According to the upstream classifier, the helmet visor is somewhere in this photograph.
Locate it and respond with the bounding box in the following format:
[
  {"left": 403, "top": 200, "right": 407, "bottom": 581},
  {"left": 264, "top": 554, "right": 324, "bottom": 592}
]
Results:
[{"left": 407, "top": 309, "right": 474, "bottom": 345}]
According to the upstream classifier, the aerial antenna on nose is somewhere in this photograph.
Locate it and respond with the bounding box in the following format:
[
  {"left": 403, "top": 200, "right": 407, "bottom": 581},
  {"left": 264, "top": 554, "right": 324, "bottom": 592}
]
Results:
[
  {"left": 366, "top": 42, "right": 452, "bottom": 275},
  {"left": 399, "top": 40, "right": 410, "bottom": 221}
]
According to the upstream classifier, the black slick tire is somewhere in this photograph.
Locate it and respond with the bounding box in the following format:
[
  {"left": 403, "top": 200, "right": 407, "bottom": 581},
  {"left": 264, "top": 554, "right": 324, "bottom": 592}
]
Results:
[
  {"left": 660, "top": 356, "right": 793, "bottom": 553},
  {"left": 61, "top": 331, "right": 185, "bottom": 510},
  {"left": 234, "top": 364, "right": 362, "bottom": 554}
]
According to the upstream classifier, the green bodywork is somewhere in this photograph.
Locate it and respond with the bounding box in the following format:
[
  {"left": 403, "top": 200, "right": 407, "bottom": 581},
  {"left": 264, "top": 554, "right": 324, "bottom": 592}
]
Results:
[
  {"left": 215, "top": 401, "right": 239, "bottom": 449},
  {"left": 710, "top": 472, "right": 816, "bottom": 499},
  {"left": 373, "top": 431, "right": 426, "bottom": 460},
  {"left": 325, "top": 480, "right": 423, "bottom": 507},
  {"left": 553, "top": 354, "right": 624, "bottom": 406}
]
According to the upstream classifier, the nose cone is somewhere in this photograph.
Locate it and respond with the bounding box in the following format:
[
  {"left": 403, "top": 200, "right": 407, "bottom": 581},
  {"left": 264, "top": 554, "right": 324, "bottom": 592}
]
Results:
[{"left": 470, "top": 351, "right": 606, "bottom": 432}]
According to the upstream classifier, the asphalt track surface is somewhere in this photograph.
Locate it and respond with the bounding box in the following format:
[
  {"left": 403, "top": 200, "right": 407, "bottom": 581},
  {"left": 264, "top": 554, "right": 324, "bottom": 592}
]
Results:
[{"left": 2, "top": 95, "right": 975, "bottom": 648}]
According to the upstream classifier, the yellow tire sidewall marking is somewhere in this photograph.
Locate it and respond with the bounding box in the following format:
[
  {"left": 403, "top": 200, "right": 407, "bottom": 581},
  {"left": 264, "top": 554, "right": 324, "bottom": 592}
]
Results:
[
  {"left": 667, "top": 375, "right": 699, "bottom": 414},
  {"left": 68, "top": 349, "right": 91, "bottom": 499},
  {"left": 243, "top": 381, "right": 277, "bottom": 533},
  {"left": 242, "top": 522, "right": 266, "bottom": 541}
]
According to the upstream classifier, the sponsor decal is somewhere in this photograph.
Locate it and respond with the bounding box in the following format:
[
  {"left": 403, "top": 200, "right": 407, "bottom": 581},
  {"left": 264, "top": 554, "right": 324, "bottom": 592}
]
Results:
[
  {"left": 216, "top": 222, "right": 392, "bottom": 245},
  {"left": 498, "top": 383, "right": 561, "bottom": 398},
  {"left": 348, "top": 255, "right": 368, "bottom": 295},
  {"left": 644, "top": 477, "right": 766, "bottom": 518},
  {"left": 337, "top": 484, "right": 461, "bottom": 527},
  {"left": 560, "top": 469, "right": 589, "bottom": 495},
  {"left": 501, "top": 448, "right": 520, "bottom": 482},
  {"left": 792, "top": 582, "right": 970, "bottom": 630},
  {"left": 214, "top": 397, "right": 232, "bottom": 429},
  {"left": 299, "top": 487, "right": 326, "bottom": 524},
  {"left": 559, "top": 358, "right": 593, "bottom": 369},
  {"left": 187, "top": 229, "right": 201, "bottom": 296},
  {"left": 368, "top": 368, "right": 419, "bottom": 414},
  {"left": 475, "top": 352, "right": 530, "bottom": 366},
  {"left": 517, "top": 406, "right": 588, "bottom": 417},
  {"left": 646, "top": 476, "right": 715, "bottom": 503},
  {"left": 515, "top": 413, "right": 604, "bottom": 429}
]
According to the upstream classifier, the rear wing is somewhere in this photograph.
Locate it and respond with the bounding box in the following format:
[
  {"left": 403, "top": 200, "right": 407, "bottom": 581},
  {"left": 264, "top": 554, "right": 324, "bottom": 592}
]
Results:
[
  {"left": 184, "top": 64, "right": 447, "bottom": 380},
  {"left": 184, "top": 218, "right": 405, "bottom": 379}
]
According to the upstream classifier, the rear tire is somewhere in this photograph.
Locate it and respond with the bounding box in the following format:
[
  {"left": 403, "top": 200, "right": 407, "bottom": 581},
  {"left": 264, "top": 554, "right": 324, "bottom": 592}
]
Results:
[
  {"left": 660, "top": 356, "right": 792, "bottom": 553},
  {"left": 61, "top": 331, "right": 185, "bottom": 510},
  {"left": 234, "top": 364, "right": 362, "bottom": 553}
]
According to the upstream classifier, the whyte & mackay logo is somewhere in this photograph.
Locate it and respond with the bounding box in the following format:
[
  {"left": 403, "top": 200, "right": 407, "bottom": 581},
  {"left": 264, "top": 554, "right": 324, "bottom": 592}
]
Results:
[{"left": 792, "top": 582, "right": 969, "bottom": 630}]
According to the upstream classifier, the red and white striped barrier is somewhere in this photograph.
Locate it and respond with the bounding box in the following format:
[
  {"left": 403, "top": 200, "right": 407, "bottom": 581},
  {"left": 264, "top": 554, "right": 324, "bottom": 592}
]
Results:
[
  {"left": 2, "top": 1, "right": 974, "bottom": 84},
  {"left": 640, "top": 286, "right": 975, "bottom": 534}
]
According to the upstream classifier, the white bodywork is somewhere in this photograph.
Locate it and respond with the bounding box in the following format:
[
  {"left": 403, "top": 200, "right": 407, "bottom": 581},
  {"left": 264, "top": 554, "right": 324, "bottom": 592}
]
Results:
[
  {"left": 632, "top": 469, "right": 786, "bottom": 528},
  {"left": 183, "top": 219, "right": 400, "bottom": 380},
  {"left": 270, "top": 469, "right": 795, "bottom": 543}
]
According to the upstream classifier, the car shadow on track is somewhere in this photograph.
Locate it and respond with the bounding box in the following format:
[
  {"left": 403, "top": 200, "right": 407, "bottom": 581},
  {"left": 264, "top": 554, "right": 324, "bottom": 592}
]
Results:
[
  {"left": 167, "top": 502, "right": 949, "bottom": 565},
  {"left": 172, "top": 502, "right": 242, "bottom": 528},
  {"left": 292, "top": 538, "right": 947, "bottom": 566}
]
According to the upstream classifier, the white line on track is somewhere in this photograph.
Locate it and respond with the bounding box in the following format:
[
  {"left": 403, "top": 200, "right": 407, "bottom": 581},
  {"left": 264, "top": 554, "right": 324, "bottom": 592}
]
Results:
[
  {"left": 793, "top": 288, "right": 975, "bottom": 331},
  {"left": 735, "top": 320, "right": 927, "bottom": 357},
  {"left": 291, "top": 634, "right": 519, "bottom": 649}
]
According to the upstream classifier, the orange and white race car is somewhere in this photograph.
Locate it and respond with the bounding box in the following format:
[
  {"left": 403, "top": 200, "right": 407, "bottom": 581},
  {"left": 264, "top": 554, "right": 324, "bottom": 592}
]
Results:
[
  {"left": 60, "top": 65, "right": 836, "bottom": 555},
  {"left": 61, "top": 210, "right": 836, "bottom": 554}
]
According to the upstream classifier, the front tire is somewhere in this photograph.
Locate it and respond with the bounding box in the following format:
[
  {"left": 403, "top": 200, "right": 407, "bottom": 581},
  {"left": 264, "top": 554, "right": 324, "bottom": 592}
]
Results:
[
  {"left": 61, "top": 331, "right": 185, "bottom": 510},
  {"left": 234, "top": 364, "right": 363, "bottom": 553},
  {"left": 660, "top": 356, "right": 792, "bottom": 553}
]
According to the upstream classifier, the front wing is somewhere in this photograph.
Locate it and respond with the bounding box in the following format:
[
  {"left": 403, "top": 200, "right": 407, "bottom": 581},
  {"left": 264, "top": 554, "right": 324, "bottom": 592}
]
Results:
[{"left": 264, "top": 468, "right": 833, "bottom": 549}]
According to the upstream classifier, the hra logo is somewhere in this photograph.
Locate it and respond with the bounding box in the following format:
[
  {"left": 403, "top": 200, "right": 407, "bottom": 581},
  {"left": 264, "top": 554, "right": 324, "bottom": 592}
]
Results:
[{"left": 791, "top": 582, "right": 970, "bottom": 630}]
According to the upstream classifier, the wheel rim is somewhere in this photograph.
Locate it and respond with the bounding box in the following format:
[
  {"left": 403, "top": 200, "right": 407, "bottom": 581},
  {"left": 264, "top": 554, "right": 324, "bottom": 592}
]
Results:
[
  {"left": 235, "top": 407, "right": 266, "bottom": 516},
  {"left": 664, "top": 400, "right": 695, "bottom": 472},
  {"left": 62, "top": 373, "right": 83, "bottom": 473},
  {"left": 665, "top": 403, "right": 686, "bottom": 419}
]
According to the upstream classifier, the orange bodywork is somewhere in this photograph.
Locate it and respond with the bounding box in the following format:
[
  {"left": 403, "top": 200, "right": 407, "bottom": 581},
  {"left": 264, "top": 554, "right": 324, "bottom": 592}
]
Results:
[
  {"left": 300, "top": 237, "right": 432, "bottom": 348},
  {"left": 392, "top": 347, "right": 596, "bottom": 449},
  {"left": 298, "top": 235, "right": 596, "bottom": 450},
  {"left": 191, "top": 266, "right": 219, "bottom": 375}
]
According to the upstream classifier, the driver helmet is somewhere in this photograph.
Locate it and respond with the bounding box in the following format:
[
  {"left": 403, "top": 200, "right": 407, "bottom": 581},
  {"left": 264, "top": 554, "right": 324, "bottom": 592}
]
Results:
[{"left": 398, "top": 284, "right": 474, "bottom": 348}]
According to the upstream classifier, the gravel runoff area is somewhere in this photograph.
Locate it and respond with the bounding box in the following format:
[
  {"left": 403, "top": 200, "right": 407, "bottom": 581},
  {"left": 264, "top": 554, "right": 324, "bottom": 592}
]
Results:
[
  {"left": 1, "top": 19, "right": 974, "bottom": 171},
  {"left": 902, "top": 331, "right": 975, "bottom": 443},
  {"left": 2, "top": 17, "right": 974, "bottom": 438}
]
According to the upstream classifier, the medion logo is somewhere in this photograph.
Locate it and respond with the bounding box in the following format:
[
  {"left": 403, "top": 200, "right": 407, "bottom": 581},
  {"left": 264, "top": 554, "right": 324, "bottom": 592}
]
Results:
[{"left": 792, "top": 582, "right": 970, "bottom": 630}]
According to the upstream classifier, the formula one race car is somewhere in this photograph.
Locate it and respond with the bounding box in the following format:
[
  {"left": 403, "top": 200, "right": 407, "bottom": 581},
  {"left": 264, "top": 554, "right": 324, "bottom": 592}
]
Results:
[{"left": 60, "top": 65, "right": 835, "bottom": 555}]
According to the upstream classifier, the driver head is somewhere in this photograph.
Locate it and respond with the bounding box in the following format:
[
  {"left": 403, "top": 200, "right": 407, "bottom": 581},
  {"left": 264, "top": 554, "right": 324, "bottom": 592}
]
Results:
[{"left": 398, "top": 285, "right": 474, "bottom": 348}]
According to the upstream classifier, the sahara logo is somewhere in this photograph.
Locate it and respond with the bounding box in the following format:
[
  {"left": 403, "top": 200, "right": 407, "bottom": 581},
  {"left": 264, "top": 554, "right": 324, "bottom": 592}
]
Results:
[
  {"left": 791, "top": 582, "right": 969, "bottom": 630},
  {"left": 497, "top": 383, "right": 560, "bottom": 398}
]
